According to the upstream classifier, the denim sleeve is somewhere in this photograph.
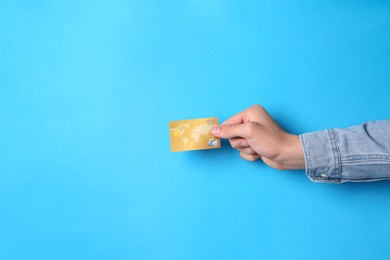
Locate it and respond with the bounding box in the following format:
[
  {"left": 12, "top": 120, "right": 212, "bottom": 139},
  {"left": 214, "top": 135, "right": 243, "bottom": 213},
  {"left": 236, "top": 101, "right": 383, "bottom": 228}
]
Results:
[{"left": 299, "top": 119, "right": 390, "bottom": 183}]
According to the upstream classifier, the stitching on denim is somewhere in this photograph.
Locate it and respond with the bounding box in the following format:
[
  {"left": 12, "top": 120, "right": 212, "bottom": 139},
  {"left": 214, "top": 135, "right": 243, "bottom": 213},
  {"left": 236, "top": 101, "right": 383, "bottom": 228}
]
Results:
[
  {"left": 328, "top": 129, "right": 342, "bottom": 182},
  {"left": 342, "top": 154, "right": 390, "bottom": 162},
  {"left": 300, "top": 135, "right": 311, "bottom": 175},
  {"left": 334, "top": 129, "right": 342, "bottom": 181},
  {"left": 308, "top": 176, "right": 340, "bottom": 183}
]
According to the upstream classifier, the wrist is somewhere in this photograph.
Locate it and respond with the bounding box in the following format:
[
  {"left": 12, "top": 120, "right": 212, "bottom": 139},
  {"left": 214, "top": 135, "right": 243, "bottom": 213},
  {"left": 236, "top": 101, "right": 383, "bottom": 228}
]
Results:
[{"left": 281, "top": 134, "right": 305, "bottom": 170}]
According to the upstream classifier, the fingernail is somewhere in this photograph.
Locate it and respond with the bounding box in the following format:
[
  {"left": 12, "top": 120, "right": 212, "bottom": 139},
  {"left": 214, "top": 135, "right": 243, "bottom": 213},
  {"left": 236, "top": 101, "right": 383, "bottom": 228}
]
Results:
[
  {"left": 239, "top": 140, "right": 249, "bottom": 148},
  {"left": 210, "top": 126, "right": 220, "bottom": 134}
]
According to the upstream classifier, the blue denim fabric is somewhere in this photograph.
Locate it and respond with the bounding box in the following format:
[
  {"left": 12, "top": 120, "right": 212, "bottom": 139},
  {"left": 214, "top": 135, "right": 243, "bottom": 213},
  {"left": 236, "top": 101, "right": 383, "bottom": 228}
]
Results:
[{"left": 299, "top": 119, "right": 390, "bottom": 183}]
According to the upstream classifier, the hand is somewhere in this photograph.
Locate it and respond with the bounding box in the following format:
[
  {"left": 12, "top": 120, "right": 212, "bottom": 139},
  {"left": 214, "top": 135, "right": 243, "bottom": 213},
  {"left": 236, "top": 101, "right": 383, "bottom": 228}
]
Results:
[{"left": 210, "top": 105, "right": 305, "bottom": 170}]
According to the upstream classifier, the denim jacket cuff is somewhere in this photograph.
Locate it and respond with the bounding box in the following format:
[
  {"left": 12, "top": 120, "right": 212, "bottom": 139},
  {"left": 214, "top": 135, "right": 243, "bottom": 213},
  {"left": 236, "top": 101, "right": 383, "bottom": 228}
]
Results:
[{"left": 299, "top": 129, "right": 342, "bottom": 183}]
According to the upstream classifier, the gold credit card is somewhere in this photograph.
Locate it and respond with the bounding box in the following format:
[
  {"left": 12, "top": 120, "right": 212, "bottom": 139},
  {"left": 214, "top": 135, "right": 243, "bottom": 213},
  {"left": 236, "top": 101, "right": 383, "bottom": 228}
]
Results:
[{"left": 169, "top": 117, "right": 221, "bottom": 152}]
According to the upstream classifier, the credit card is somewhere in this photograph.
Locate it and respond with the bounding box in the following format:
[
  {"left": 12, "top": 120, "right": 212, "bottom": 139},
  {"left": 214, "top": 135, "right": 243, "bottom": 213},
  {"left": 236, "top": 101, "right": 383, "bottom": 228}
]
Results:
[{"left": 169, "top": 117, "right": 220, "bottom": 152}]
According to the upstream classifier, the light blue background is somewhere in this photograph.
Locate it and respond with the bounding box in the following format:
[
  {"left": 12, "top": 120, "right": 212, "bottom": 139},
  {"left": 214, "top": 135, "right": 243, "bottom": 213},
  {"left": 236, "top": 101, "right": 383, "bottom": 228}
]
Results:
[{"left": 1, "top": 1, "right": 390, "bottom": 259}]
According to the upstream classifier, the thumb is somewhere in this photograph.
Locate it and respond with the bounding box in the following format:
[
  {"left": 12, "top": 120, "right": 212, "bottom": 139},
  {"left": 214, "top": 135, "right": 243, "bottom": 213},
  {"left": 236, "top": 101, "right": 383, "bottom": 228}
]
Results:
[{"left": 210, "top": 124, "right": 247, "bottom": 139}]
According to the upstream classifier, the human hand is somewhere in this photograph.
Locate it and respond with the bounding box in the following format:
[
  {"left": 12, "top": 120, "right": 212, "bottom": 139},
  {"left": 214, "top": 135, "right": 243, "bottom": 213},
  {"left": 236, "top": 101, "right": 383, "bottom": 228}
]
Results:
[{"left": 210, "top": 105, "right": 305, "bottom": 170}]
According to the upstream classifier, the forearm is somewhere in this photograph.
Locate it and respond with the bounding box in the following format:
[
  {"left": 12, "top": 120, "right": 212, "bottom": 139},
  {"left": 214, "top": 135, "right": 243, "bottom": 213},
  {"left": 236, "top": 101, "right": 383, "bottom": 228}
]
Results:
[{"left": 300, "top": 119, "right": 390, "bottom": 183}]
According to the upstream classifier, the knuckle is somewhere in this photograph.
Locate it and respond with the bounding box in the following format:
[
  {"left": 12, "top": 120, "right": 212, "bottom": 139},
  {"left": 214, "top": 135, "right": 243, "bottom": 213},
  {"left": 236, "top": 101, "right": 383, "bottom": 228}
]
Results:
[
  {"left": 245, "top": 121, "right": 258, "bottom": 136},
  {"left": 248, "top": 149, "right": 257, "bottom": 155},
  {"left": 240, "top": 152, "right": 259, "bottom": 162},
  {"left": 219, "top": 126, "right": 227, "bottom": 137},
  {"left": 230, "top": 139, "right": 240, "bottom": 149},
  {"left": 220, "top": 125, "right": 232, "bottom": 137},
  {"left": 252, "top": 104, "right": 265, "bottom": 112},
  {"left": 242, "top": 147, "right": 256, "bottom": 155}
]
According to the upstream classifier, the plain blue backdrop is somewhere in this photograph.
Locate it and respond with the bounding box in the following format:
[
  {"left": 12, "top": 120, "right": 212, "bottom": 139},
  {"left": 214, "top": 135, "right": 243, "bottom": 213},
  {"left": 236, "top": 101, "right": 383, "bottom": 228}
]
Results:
[{"left": 1, "top": 1, "right": 390, "bottom": 259}]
